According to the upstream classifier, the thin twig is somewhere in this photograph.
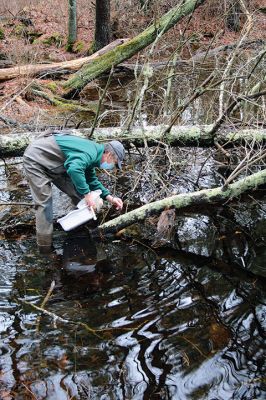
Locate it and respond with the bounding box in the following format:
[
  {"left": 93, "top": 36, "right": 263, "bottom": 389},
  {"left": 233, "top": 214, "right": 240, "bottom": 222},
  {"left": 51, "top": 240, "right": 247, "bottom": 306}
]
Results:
[
  {"left": 218, "top": 0, "right": 253, "bottom": 118},
  {"left": 36, "top": 280, "right": 56, "bottom": 332},
  {"left": 0, "top": 202, "right": 34, "bottom": 206},
  {"left": 90, "top": 66, "right": 114, "bottom": 138},
  {"left": 209, "top": 89, "right": 266, "bottom": 136},
  {"left": 21, "top": 383, "right": 38, "bottom": 400},
  {"left": 163, "top": 72, "right": 215, "bottom": 133},
  {"left": 222, "top": 151, "right": 266, "bottom": 189}
]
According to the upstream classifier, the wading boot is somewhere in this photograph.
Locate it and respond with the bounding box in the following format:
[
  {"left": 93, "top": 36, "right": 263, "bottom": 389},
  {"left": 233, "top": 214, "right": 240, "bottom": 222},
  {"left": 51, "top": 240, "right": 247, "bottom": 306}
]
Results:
[{"left": 37, "top": 233, "right": 53, "bottom": 254}]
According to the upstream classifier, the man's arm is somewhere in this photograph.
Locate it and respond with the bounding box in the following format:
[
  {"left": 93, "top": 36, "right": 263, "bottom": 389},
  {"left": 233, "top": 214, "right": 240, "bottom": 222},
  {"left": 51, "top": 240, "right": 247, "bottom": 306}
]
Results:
[
  {"left": 85, "top": 168, "right": 123, "bottom": 210},
  {"left": 85, "top": 168, "right": 110, "bottom": 198}
]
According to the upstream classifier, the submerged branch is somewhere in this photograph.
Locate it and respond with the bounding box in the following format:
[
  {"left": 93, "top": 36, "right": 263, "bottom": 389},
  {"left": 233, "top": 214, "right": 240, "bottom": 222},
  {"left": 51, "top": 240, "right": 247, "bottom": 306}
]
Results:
[
  {"left": 19, "top": 298, "right": 103, "bottom": 338},
  {"left": 36, "top": 280, "right": 55, "bottom": 332}
]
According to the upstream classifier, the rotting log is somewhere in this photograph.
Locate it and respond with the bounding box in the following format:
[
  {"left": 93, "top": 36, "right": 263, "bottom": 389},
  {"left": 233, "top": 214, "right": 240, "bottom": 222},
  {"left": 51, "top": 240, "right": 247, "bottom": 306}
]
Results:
[
  {"left": 31, "top": 88, "right": 99, "bottom": 114},
  {"left": 0, "top": 125, "right": 265, "bottom": 157},
  {"left": 121, "top": 39, "right": 266, "bottom": 72},
  {"left": 97, "top": 168, "right": 266, "bottom": 235},
  {"left": 0, "top": 39, "right": 129, "bottom": 82},
  {"left": 62, "top": 0, "right": 205, "bottom": 97},
  {"left": 191, "top": 39, "right": 265, "bottom": 61}
]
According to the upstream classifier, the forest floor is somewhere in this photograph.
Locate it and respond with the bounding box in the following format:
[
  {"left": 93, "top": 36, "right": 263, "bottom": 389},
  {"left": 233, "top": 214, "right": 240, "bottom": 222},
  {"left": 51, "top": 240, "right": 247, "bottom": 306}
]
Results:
[{"left": 0, "top": 0, "right": 265, "bottom": 126}]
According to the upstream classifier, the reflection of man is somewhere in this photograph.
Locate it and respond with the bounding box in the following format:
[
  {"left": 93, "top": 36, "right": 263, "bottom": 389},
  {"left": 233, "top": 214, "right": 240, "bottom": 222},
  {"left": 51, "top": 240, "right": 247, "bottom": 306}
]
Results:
[
  {"left": 23, "top": 132, "right": 125, "bottom": 253},
  {"left": 62, "top": 234, "right": 113, "bottom": 296}
]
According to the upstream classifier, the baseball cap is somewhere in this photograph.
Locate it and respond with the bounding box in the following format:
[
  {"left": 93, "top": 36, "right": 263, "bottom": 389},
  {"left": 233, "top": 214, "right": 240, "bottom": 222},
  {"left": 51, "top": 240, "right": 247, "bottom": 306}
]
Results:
[{"left": 109, "top": 140, "right": 125, "bottom": 169}]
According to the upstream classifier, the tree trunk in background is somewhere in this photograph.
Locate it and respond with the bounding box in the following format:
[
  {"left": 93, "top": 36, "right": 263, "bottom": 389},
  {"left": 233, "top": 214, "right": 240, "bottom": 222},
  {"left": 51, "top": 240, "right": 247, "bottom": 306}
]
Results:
[
  {"left": 94, "top": 0, "right": 111, "bottom": 51},
  {"left": 67, "top": 0, "right": 77, "bottom": 51},
  {"left": 226, "top": 0, "right": 241, "bottom": 32}
]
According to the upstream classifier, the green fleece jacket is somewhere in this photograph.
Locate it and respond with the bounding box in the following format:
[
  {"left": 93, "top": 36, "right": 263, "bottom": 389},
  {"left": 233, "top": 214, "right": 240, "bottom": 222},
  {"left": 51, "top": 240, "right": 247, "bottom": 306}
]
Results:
[{"left": 54, "top": 135, "right": 110, "bottom": 198}]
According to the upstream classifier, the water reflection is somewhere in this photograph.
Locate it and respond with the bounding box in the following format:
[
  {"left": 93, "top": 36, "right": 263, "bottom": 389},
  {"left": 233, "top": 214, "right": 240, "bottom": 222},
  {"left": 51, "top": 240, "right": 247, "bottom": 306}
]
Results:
[
  {"left": 61, "top": 232, "right": 114, "bottom": 298},
  {"left": 0, "top": 222, "right": 265, "bottom": 399}
]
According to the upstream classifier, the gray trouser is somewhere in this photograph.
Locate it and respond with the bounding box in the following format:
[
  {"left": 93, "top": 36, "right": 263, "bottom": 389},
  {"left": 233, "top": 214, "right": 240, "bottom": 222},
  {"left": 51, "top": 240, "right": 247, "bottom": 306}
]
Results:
[{"left": 23, "top": 134, "right": 81, "bottom": 246}]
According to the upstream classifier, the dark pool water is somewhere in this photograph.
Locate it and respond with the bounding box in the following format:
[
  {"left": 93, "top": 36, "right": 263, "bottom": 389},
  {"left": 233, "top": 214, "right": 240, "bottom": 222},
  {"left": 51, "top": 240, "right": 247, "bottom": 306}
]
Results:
[{"left": 0, "top": 200, "right": 266, "bottom": 400}]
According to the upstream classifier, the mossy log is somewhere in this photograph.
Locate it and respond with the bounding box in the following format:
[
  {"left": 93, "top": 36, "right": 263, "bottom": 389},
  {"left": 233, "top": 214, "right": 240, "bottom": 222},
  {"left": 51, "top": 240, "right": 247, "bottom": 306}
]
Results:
[
  {"left": 0, "top": 39, "right": 128, "bottom": 82},
  {"left": 31, "top": 88, "right": 99, "bottom": 114},
  {"left": 62, "top": 0, "right": 205, "bottom": 97},
  {"left": 97, "top": 168, "right": 266, "bottom": 235},
  {"left": 0, "top": 125, "right": 265, "bottom": 157}
]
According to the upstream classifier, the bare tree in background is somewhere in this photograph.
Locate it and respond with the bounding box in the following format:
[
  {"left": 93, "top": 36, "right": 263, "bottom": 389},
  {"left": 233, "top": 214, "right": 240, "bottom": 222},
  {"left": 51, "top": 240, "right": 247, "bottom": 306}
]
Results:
[
  {"left": 94, "top": 0, "right": 111, "bottom": 51},
  {"left": 67, "top": 0, "right": 77, "bottom": 51},
  {"left": 226, "top": 0, "right": 241, "bottom": 32}
]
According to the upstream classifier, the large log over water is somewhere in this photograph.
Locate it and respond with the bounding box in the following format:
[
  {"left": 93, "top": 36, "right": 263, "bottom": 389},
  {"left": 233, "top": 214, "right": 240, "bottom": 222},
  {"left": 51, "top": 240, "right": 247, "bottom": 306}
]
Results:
[
  {"left": 97, "top": 168, "right": 266, "bottom": 235},
  {"left": 0, "top": 125, "right": 265, "bottom": 157}
]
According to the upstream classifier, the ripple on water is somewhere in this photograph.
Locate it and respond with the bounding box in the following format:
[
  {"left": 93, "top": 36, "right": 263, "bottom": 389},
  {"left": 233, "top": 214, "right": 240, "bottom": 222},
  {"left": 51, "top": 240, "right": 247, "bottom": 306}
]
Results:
[{"left": 0, "top": 230, "right": 265, "bottom": 400}]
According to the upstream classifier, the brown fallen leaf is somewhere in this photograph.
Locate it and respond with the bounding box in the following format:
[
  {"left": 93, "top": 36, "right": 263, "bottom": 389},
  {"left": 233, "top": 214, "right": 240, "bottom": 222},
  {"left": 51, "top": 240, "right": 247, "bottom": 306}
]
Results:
[
  {"left": 209, "top": 321, "right": 231, "bottom": 350},
  {"left": 152, "top": 207, "right": 176, "bottom": 248}
]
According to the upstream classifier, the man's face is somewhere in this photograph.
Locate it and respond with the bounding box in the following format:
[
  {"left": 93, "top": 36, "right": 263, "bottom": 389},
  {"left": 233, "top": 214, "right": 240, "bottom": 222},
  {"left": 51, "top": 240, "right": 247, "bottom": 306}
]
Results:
[
  {"left": 100, "top": 152, "right": 118, "bottom": 170},
  {"left": 102, "top": 152, "right": 117, "bottom": 165}
]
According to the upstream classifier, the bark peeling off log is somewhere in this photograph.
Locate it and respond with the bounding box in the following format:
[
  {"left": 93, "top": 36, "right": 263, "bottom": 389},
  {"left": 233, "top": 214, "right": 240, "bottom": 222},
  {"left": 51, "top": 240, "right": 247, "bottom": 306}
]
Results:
[
  {"left": 0, "top": 125, "right": 265, "bottom": 157},
  {"left": 97, "top": 168, "right": 266, "bottom": 234}
]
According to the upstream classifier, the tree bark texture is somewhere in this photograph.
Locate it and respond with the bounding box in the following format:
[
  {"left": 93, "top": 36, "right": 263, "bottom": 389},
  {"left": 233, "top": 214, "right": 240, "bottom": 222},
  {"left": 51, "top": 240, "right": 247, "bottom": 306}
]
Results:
[
  {"left": 0, "top": 39, "right": 128, "bottom": 82},
  {"left": 62, "top": 0, "right": 205, "bottom": 97},
  {"left": 67, "top": 0, "right": 77, "bottom": 51},
  {"left": 97, "top": 168, "right": 266, "bottom": 234},
  {"left": 0, "top": 125, "right": 265, "bottom": 157},
  {"left": 226, "top": 0, "right": 241, "bottom": 32},
  {"left": 94, "top": 0, "right": 111, "bottom": 51}
]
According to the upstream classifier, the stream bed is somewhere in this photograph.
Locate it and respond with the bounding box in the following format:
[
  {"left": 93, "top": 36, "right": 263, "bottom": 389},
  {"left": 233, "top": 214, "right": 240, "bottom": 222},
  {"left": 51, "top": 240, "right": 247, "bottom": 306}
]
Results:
[{"left": 0, "top": 51, "right": 266, "bottom": 399}]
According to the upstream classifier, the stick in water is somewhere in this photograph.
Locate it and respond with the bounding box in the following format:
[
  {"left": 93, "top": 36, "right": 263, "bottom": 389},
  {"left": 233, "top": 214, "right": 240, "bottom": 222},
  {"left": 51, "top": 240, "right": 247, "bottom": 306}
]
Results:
[{"left": 90, "top": 206, "right": 97, "bottom": 220}]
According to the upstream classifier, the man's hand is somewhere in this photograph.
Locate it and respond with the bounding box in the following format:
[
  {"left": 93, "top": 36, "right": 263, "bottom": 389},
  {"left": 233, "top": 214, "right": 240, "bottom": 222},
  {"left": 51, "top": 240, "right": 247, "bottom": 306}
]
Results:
[
  {"left": 84, "top": 192, "right": 97, "bottom": 209},
  {"left": 106, "top": 195, "right": 123, "bottom": 210}
]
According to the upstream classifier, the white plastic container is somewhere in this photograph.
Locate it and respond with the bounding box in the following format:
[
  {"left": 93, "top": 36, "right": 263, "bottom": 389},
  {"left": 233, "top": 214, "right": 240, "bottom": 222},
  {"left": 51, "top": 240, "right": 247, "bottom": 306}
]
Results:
[{"left": 57, "top": 190, "right": 102, "bottom": 231}]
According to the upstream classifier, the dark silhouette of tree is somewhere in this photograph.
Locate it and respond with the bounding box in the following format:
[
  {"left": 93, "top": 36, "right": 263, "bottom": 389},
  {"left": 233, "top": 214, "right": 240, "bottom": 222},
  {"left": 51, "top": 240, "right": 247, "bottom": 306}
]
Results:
[
  {"left": 226, "top": 0, "right": 241, "bottom": 32},
  {"left": 94, "top": 0, "right": 111, "bottom": 51}
]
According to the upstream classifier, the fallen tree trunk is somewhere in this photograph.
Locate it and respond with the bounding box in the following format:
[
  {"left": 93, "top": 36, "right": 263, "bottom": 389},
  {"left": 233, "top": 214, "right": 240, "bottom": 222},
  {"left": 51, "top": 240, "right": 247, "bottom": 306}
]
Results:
[
  {"left": 121, "top": 39, "right": 266, "bottom": 72},
  {"left": 62, "top": 0, "right": 205, "bottom": 97},
  {"left": 191, "top": 38, "right": 265, "bottom": 61},
  {"left": 97, "top": 168, "right": 266, "bottom": 235},
  {"left": 0, "top": 39, "right": 129, "bottom": 82},
  {"left": 0, "top": 125, "right": 265, "bottom": 157}
]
